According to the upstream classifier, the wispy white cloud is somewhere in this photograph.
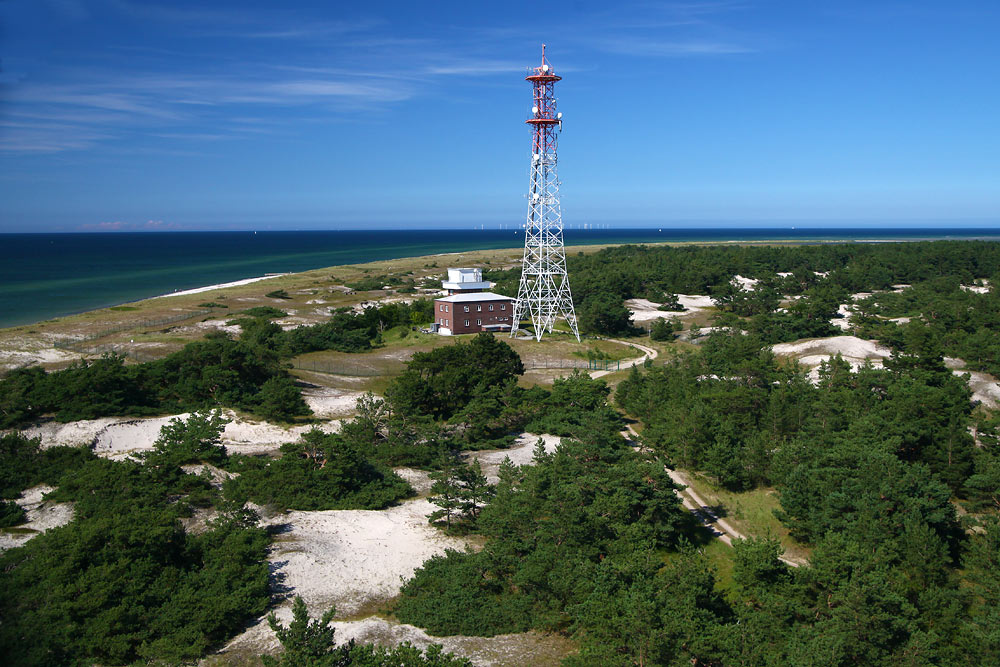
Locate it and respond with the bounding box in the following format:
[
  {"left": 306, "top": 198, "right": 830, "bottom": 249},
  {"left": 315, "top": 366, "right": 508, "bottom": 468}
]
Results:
[
  {"left": 217, "top": 19, "right": 383, "bottom": 40},
  {"left": 2, "top": 0, "right": 761, "bottom": 154},
  {"left": 425, "top": 60, "right": 524, "bottom": 76},
  {"left": 599, "top": 37, "right": 754, "bottom": 57}
]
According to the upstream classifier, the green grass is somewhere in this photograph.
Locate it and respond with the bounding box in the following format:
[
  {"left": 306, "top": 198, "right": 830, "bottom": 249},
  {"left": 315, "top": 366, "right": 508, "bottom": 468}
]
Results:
[
  {"left": 701, "top": 539, "right": 737, "bottom": 593},
  {"left": 109, "top": 306, "right": 140, "bottom": 311},
  {"left": 681, "top": 473, "right": 811, "bottom": 564},
  {"left": 571, "top": 343, "right": 638, "bottom": 362}
]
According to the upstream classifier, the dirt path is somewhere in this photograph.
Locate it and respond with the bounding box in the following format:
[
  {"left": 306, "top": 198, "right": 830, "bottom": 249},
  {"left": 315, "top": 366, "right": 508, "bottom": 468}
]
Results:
[
  {"left": 589, "top": 339, "right": 658, "bottom": 379},
  {"left": 621, "top": 423, "right": 801, "bottom": 568}
]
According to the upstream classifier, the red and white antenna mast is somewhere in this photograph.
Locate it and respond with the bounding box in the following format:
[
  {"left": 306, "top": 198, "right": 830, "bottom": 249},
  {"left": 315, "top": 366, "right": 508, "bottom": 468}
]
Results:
[{"left": 510, "top": 45, "right": 579, "bottom": 341}]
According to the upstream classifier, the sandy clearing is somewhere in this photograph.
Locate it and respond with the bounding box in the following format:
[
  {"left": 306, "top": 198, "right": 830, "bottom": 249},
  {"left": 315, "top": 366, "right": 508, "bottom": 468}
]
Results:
[
  {"left": 962, "top": 285, "right": 990, "bottom": 294},
  {"left": 956, "top": 369, "right": 1000, "bottom": 408},
  {"left": 625, "top": 295, "right": 715, "bottom": 322},
  {"left": 831, "top": 303, "right": 854, "bottom": 330},
  {"left": 301, "top": 387, "right": 365, "bottom": 419},
  {"left": 469, "top": 433, "right": 561, "bottom": 484},
  {"left": 333, "top": 618, "right": 569, "bottom": 667},
  {"left": 0, "top": 346, "right": 80, "bottom": 371},
  {"left": 218, "top": 431, "right": 572, "bottom": 665},
  {"left": 277, "top": 318, "right": 314, "bottom": 331},
  {"left": 227, "top": 611, "right": 568, "bottom": 666},
  {"left": 772, "top": 335, "right": 892, "bottom": 364},
  {"left": 772, "top": 336, "right": 892, "bottom": 380},
  {"left": 20, "top": 410, "right": 340, "bottom": 458},
  {"left": 220, "top": 497, "right": 470, "bottom": 658},
  {"left": 20, "top": 417, "right": 124, "bottom": 449},
  {"left": 188, "top": 319, "right": 242, "bottom": 336},
  {"left": 394, "top": 468, "right": 435, "bottom": 496},
  {"left": 265, "top": 501, "right": 466, "bottom": 616},
  {"left": 0, "top": 485, "right": 74, "bottom": 553},
  {"left": 732, "top": 275, "right": 759, "bottom": 290}
]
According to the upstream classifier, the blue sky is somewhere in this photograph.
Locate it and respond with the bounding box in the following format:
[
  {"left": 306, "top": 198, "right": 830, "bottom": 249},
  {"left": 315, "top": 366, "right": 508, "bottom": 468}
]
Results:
[{"left": 1, "top": 0, "right": 999, "bottom": 232}]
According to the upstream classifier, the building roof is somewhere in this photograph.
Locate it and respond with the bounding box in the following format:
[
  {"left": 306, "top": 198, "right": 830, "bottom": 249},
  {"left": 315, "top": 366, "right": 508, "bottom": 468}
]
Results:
[
  {"left": 442, "top": 281, "right": 492, "bottom": 291},
  {"left": 442, "top": 267, "right": 491, "bottom": 291},
  {"left": 435, "top": 291, "right": 513, "bottom": 303}
]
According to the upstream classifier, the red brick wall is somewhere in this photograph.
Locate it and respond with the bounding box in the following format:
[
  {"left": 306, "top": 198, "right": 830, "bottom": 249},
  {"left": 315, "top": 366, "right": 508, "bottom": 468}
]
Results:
[{"left": 434, "top": 299, "right": 513, "bottom": 334}]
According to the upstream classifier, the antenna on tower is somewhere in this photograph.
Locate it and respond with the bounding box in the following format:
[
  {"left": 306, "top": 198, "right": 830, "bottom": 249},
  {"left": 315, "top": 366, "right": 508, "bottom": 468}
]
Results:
[{"left": 510, "top": 45, "right": 580, "bottom": 342}]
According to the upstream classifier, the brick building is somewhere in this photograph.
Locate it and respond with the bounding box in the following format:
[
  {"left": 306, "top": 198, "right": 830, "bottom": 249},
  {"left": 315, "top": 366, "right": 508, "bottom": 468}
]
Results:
[{"left": 433, "top": 268, "right": 514, "bottom": 335}]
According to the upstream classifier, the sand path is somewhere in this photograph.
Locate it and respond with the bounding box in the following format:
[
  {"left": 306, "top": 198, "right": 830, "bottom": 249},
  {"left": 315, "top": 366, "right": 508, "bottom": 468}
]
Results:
[{"left": 590, "top": 339, "right": 658, "bottom": 379}]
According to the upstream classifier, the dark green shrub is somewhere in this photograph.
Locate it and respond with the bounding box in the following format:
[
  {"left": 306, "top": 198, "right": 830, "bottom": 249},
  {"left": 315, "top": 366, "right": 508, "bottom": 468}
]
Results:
[{"left": 0, "top": 499, "right": 26, "bottom": 527}]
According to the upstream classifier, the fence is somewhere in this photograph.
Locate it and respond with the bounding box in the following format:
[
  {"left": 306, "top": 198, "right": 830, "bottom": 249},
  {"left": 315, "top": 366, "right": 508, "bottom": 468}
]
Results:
[
  {"left": 523, "top": 358, "right": 621, "bottom": 371},
  {"left": 73, "top": 343, "right": 165, "bottom": 364},
  {"left": 292, "top": 356, "right": 620, "bottom": 377},
  {"left": 292, "top": 358, "right": 407, "bottom": 377},
  {"left": 54, "top": 309, "right": 212, "bottom": 351}
]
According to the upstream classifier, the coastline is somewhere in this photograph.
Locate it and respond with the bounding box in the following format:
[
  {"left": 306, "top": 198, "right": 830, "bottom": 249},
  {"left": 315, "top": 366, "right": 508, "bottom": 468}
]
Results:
[
  {"left": 3, "top": 228, "right": 999, "bottom": 330},
  {"left": 156, "top": 274, "right": 288, "bottom": 298}
]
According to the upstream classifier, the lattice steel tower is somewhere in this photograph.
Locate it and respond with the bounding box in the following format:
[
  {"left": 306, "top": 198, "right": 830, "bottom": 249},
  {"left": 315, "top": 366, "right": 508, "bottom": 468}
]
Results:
[{"left": 510, "top": 45, "right": 579, "bottom": 341}]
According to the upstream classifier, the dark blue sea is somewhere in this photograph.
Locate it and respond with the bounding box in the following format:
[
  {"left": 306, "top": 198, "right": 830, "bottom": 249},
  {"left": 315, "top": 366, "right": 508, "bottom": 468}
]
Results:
[{"left": 2, "top": 227, "right": 999, "bottom": 329}]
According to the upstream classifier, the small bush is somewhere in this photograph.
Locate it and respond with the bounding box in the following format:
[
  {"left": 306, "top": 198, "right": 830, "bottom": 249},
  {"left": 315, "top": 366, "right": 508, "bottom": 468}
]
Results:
[
  {"left": 0, "top": 500, "right": 26, "bottom": 527},
  {"left": 239, "top": 306, "right": 288, "bottom": 318},
  {"left": 265, "top": 289, "right": 291, "bottom": 299},
  {"left": 198, "top": 302, "right": 228, "bottom": 308}
]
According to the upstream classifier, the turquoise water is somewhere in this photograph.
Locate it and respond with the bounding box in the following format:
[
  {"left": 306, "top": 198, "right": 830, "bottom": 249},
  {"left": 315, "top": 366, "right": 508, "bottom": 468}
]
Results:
[{"left": 1, "top": 228, "right": 998, "bottom": 329}]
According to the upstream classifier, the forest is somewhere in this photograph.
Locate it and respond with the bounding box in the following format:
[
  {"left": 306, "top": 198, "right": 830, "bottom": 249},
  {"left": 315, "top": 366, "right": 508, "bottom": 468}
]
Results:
[{"left": 0, "top": 239, "right": 999, "bottom": 665}]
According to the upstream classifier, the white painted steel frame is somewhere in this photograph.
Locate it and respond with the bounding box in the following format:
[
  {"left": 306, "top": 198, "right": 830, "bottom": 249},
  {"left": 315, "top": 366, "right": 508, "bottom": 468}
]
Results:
[{"left": 510, "top": 110, "right": 579, "bottom": 340}]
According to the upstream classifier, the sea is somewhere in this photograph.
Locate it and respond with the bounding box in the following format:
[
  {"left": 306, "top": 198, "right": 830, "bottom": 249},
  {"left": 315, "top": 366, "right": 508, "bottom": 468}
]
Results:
[{"left": 1, "top": 227, "right": 999, "bottom": 330}]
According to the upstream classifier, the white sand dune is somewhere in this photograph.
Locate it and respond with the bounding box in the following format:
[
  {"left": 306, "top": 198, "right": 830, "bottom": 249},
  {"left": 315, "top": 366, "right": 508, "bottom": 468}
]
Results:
[
  {"left": 626, "top": 295, "right": 715, "bottom": 322},
  {"left": 954, "top": 369, "right": 1000, "bottom": 408},
  {"left": 0, "top": 485, "right": 74, "bottom": 552},
  {"left": 0, "top": 346, "right": 80, "bottom": 372},
  {"left": 772, "top": 335, "right": 893, "bottom": 381},
  {"left": 21, "top": 410, "right": 340, "bottom": 458},
  {"left": 732, "top": 275, "right": 759, "bottom": 290},
  {"left": 468, "top": 433, "right": 560, "bottom": 484},
  {"left": 220, "top": 432, "right": 565, "bottom": 663},
  {"left": 301, "top": 387, "right": 366, "bottom": 419}
]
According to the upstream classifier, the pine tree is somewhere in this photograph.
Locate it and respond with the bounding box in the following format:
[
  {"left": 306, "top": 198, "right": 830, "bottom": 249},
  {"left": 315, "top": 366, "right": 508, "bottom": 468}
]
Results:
[
  {"left": 262, "top": 597, "right": 349, "bottom": 667},
  {"left": 428, "top": 454, "right": 463, "bottom": 531}
]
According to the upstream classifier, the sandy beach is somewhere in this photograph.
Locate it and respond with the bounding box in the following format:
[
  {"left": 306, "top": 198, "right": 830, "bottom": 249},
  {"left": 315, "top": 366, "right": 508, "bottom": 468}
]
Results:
[{"left": 158, "top": 274, "right": 289, "bottom": 298}]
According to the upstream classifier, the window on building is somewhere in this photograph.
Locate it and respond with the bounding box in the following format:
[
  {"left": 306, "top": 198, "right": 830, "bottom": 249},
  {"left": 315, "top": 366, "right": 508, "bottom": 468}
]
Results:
[
  {"left": 501, "top": 304, "right": 506, "bottom": 310},
  {"left": 464, "top": 305, "right": 470, "bottom": 312},
  {"left": 489, "top": 304, "right": 494, "bottom": 311},
  {"left": 465, "top": 320, "right": 470, "bottom": 326},
  {"left": 477, "top": 305, "right": 482, "bottom": 311},
  {"left": 476, "top": 318, "right": 482, "bottom": 325}
]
